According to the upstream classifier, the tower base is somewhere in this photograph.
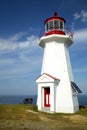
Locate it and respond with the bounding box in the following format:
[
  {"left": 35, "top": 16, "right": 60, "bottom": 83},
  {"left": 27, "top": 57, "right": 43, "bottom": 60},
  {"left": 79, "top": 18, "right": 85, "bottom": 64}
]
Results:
[{"left": 36, "top": 73, "right": 80, "bottom": 114}]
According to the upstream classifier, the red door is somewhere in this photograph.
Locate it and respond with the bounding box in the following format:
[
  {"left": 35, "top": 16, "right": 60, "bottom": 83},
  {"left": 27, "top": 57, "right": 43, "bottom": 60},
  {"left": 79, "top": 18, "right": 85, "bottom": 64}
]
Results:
[{"left": 44, "top": 88, "right": 50, "bottom": 107}]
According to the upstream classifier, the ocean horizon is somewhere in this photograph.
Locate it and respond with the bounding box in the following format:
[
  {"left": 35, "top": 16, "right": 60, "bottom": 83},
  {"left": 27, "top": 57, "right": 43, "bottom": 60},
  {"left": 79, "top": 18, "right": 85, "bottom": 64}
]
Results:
[
  {"left": 0, "top": 94, "right": 87, "bottom": 106},
  {"left": 0, "top": 95, "right": 37, "bottom": 105}
]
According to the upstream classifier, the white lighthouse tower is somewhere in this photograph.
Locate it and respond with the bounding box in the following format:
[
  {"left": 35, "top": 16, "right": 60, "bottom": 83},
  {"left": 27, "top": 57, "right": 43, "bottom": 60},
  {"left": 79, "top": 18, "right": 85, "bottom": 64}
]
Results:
[{"left": 36, "top": 12, "right": 81, "bottom": 113}]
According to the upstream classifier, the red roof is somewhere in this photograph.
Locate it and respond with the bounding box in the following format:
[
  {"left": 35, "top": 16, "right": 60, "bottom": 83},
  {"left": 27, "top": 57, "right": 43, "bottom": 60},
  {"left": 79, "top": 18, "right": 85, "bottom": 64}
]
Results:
[
  {"left": 44, "top": 12, "right": 66, "bottom": 24},
  {"left": 36, "top": 73, "right": 59, "bottom": 81}
]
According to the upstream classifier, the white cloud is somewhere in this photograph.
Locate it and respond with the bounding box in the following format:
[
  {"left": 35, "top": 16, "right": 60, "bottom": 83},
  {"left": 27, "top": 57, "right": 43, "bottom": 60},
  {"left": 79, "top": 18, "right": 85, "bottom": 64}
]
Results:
[
  {"left": 0, "top": 58, "right": 15, "bottom": 65},
  {"left": 0, "top": 54, "right": 42, "bottom": 80},
  {"left": 9, "top": 32, "right": 27, "bottom": 41},
  {"left": 73, "top": 10, "right": 87, "bottom": 23},
  {"left": 74, "top": 28, "right": 87, "bottom": 42},
  {"left": 0, "top": 33, "right": 41, "bottom": 80},
  {"left": 73, "top": 13, "right": 81, "bottom": 20},
  {"left": 81, "top": 10, "right": 87, "bottom": 22},
  {"left": 74, "top": 67, "right": 87, "bottom": 73},
  {"left": 70, "top": 28, "right": 87, "bottom": 51},
  {"left": 0, "top": 33, "right": 38, "bottom": 51},
  {"left": 19, "top": 35, "right": 38, "bottom": 49},
  {"left": 0, "top": 39, "right": 17, "bottom": 51}
]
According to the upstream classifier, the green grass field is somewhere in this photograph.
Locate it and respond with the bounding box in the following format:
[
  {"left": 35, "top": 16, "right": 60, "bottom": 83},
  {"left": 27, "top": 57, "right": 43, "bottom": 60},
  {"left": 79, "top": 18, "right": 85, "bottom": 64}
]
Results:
[{"left": 0, "top": 104, "right": 87, "bottom": 130}]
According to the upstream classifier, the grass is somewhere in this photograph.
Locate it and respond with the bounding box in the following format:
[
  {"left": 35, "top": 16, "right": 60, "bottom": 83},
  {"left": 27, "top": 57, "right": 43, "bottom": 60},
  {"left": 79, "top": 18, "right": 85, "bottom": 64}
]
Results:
[{"left": 0, "top": 104, "right": 87, "bottom": 130}]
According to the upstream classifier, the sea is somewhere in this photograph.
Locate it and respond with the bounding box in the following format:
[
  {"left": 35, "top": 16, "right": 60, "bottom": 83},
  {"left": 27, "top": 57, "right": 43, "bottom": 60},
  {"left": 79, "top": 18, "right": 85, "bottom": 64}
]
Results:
[
  {"left": 0, "top": 94, "right": 87, "bottom": 106},
  {"left": 0, "top": 95, "right": 37, "bottom": 105}
]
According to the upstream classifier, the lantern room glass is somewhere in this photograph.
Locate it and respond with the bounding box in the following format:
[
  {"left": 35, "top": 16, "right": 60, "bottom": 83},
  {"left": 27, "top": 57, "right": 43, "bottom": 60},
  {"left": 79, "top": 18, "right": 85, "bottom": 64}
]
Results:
[{"left": 45, "top": 20, "right": 64, "bottom": 32}]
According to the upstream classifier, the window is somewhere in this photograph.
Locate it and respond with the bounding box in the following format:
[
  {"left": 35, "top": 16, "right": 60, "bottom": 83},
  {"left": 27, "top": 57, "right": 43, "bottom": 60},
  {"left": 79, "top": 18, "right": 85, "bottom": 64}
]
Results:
[
  {"left": 60, "top": 21, "right": 64, "bottom": 30},
  {"left": 45, "top": 21, "right": 53, "bottom": 32},
  {"left": 45, "top": 20, "right": 64, "bottom": 32},
  {"left": 54, "top": 20, "right": 59, "bottom": 29},
  {"left": 49, "top": 21, "right": 53, "bottom": 30}
]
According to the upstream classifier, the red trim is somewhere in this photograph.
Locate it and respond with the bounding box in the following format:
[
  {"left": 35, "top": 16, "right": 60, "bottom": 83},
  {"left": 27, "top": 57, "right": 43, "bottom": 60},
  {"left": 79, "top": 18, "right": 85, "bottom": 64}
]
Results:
[
  {"left": 44, "top": 73, "right": 58, "bottom": 80},
  {"left": 46, "top": 30, "right": 65, "bottom": 36},
  {"left": 44, "top": 17, "right": 66, "bottom": 24},
  {"left": 36, "top": 73, "right": 59, "bottom": 81}
]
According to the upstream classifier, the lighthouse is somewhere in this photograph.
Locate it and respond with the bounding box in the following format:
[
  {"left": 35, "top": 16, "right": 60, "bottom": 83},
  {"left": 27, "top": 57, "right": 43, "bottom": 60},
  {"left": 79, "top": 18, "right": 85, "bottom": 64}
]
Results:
[{"left": 36, "top": 12, "right": 81, "bottom": 113}]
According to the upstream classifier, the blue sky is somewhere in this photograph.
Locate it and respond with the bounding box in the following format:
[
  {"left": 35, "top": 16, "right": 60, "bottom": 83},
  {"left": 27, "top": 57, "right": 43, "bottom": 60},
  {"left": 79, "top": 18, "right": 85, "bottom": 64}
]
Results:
[{"left": 0, "top": 0, "right": 87, "bottom": 95}]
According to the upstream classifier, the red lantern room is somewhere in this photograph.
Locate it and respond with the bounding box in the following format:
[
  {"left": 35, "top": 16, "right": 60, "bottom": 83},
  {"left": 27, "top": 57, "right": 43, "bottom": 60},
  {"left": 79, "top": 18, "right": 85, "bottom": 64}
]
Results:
[{"left": 44, "top": 12, "right": 66, "bottom": 36}]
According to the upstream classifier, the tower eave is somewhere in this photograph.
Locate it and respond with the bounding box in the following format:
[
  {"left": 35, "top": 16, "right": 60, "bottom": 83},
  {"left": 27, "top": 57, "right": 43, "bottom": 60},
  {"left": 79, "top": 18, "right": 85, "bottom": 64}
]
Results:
[{"left": 39, "top": 34, "right": 73, "bottom": 47}]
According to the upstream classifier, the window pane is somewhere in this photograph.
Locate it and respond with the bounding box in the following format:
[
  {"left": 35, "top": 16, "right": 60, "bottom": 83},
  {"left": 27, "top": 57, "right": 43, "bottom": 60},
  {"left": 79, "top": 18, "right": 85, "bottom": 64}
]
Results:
[
  {"left": 54, "top": 20, "right": 59, "bottom": 29},
  {"left": 60, "top": 21, "right": 63, "bottom": 29},
  {"left": 49, "top": 21, "right": 53, "bottom": 30}
]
